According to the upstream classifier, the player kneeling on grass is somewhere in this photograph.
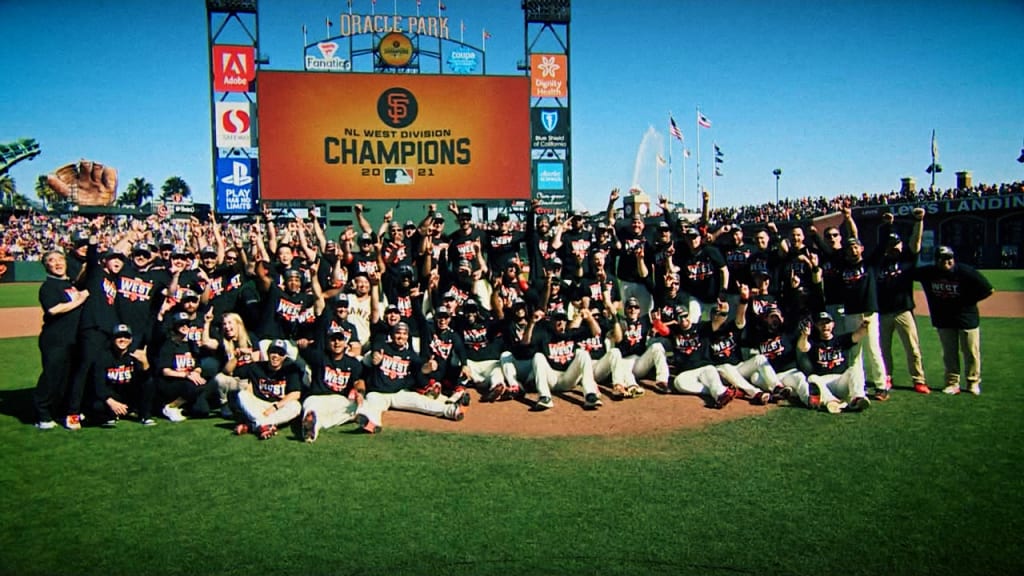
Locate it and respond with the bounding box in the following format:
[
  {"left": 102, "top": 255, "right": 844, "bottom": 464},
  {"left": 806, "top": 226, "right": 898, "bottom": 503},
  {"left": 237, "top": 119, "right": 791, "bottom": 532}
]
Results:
[
  {"left": 92, "top": 324, "right": 157, "bottom": 427},
  {"left": 355, "top": 322, "right": 467, "bottom": 434},
  {"left": 232, "top": 339, "right": 303, "bottom": 439},
  {"left": 796, "top": 311, "right": 871, "bottom": 414},
  {"left": 659, "top": 306, "right": 735, "bottom": 409},
  {"left": 301, "top": 327, "right": 366, "bottom": 443},
  {"left": 155, "top": 312, "right": 211, "bottom": 422}
]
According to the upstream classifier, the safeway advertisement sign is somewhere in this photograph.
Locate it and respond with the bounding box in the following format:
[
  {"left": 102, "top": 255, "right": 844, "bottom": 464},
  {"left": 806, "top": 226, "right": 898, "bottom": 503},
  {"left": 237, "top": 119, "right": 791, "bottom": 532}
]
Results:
[
  {"left": 213, "top": 45, "right": 255, "bottom": 92},
  {"left": 215, "top": 102, "right": 252, "bottom": 148}
]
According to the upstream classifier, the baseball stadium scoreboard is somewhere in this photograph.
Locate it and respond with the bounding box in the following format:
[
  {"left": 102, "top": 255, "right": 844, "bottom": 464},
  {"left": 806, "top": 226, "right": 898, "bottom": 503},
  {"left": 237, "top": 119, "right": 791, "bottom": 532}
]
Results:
[{"left": 207, "top": 0, "right": 574, "bottom": 223}]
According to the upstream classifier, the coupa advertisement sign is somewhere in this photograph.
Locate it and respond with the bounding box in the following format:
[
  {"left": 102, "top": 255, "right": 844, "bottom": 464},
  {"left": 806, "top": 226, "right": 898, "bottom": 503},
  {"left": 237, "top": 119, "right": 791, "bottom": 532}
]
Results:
[{"left": 257, "top": 72, "right": 530, "bottom": 200}]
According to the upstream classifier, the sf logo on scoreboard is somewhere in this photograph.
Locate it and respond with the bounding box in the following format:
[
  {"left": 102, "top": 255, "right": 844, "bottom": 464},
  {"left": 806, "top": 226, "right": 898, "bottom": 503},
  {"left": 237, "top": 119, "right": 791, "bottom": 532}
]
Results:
[{"left": 378, "top": 88, "right": 418, "bottom": 129}]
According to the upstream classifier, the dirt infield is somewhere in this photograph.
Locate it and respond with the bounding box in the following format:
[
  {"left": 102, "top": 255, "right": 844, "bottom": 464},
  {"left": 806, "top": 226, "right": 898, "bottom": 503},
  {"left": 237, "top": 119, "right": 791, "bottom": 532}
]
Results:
[{"left": 3, "top": 290, "right": 1021, "bottom": 437}]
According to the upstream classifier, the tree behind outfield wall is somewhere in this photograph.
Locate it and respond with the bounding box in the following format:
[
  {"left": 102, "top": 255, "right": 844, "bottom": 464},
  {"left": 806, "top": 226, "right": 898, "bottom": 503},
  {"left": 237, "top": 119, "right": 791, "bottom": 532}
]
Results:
[
  {"left": 159, "top": 176, "right": 191, "bottom": 203},
  {"left": 119, "top": 177, "right": 155, "bottom": 209}
]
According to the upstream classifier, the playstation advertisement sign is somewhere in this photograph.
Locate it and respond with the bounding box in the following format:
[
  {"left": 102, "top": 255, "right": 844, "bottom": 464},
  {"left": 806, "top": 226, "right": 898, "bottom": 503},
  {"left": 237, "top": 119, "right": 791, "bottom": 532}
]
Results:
[
  {"left": 531, "top": 107, "right": 568, "bottom": 149},
  {"left": 216, "top": 157, "right": 258, "bottom": 214}
]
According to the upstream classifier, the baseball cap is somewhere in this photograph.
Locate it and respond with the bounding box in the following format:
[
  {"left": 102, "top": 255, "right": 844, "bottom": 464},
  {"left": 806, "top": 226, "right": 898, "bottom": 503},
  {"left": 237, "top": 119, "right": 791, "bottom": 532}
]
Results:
[
  {"left": 677, "top": 307, "right": 690, "bottom": 319},
  {"left": 761, "top": 303, "right": 782, "bottom": 319},
  {"left": 179, "top": 288, "right": 200, "bottom": 302},
  {"left": 937, "top": 246, "right": 955, "bottom": 259},
  {"left": 171, "top": 246, "right": 191, "bottom": 258},
  {"left": 463, "top": 299, "right": 480, "bottom": 313},
  {"left": 845, "top": 236, "right": 863, "bottom": 247},
  {"left": 359, "top": 232, "right": 374, "bottom": 243},
  {"left": 886, "top": 233, "right": 902, "bottom": 246},
  {"left": 495, "top": 212, "right": 509, "bottom": 222},
  {"left": 432, "top": 213, "right": 445, "bottom": 223},
  {"left": 546, "top": 257, "right": 563, "bottom": 269},
  {"left": 132, "top": 242, "right": 155, "bottom": 256},
  {"left": 384, "top": 304, "right": 401, "bottom": 315},
  {"left": 73, "top": 231, "right": 90, "bottom": 246},
  {"left": 458, "top": 207, "right": 472, "bottom": 219},
  {"left": 434, "top": 308, "right": 451, "bottom": 319},
  {"left": 327, "top": 326, "right": 348, "bottom": 340},
  {"left": 392, "top": 321, "right": 410, "bottom": 333},
  {"left": 551, "top": 310, "right": 569, "bottom": 321},
  {"left": 404, "top": 219, "right": 417, "bottom": 229},
  {"left": 815, "top": 311, "right": 834, "bottom": 323},
  {"left": 657, "top": 221, "right": 671, "bottom": 231},
  {"left": 267, "top": 339, "right": 289, "bottom": 355},
  {"left": 158, "top": 239, "right": 175, "bottom": 250},
  {"left": 112, "top": 324, "right": 133, "bottom": 338},
  {"left": 200, "top": 245, "right": 218, "bottom": 257},
  {"left": 683, "top": 227, "right": 701, "bottom": 238},
  {"left": 332, "top": 293, "right": 349, "bottom": 308},
  {"left": 625, "top": 297, "right": 641, "bottom": 308},
  {"left": 171, "top": 312, "right": 192, "bottom": 327},
  {"left": 102, "top": 249, "right": 127, "bottom": 262},
  {"left": 283, "top": 269, "right": 303, "bottom": 279}
]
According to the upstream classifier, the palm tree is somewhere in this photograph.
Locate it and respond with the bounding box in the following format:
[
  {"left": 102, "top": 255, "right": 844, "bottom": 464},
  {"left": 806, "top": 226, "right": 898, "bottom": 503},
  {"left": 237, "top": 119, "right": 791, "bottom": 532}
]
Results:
[
  {"left": 35, "top": 174, "right": 60, "bottom": 211},
  {"left": 0, "top": 174, "right": 14, "bottom": 208},
  {"left": 118, "top": 176, "right": 154, "bottom": 208},
  {"left": 159, "top": 176, "right": 191, "bottom": 202}
]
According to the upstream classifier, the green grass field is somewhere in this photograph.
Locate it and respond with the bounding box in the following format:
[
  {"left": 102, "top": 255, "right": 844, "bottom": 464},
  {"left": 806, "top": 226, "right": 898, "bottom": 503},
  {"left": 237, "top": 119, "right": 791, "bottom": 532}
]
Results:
[{"left": 2, "top": 317, "right": 1023, "bottom": 576}]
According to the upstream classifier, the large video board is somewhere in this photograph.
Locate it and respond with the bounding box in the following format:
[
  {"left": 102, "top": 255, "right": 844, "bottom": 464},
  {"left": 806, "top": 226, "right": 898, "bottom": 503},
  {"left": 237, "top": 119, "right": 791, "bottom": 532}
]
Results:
[{"left": 258, "top": 71, "right": 530, "bottom": 200}]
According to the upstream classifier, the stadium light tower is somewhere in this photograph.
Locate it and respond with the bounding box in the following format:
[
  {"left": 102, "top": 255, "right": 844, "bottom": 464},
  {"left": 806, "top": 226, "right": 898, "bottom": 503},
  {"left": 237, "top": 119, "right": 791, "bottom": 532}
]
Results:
[{"left": 773, "top": 168, "right": 782, "bottom": 204}]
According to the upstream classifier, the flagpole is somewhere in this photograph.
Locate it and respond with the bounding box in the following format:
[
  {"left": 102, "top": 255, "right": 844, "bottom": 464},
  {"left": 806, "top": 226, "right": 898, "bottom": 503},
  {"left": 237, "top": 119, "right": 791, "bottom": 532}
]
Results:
[
  {"left": 302, "top": 24, "right": 307, "bottom": 48},
  {"left": 696, "top": 106, "right": 702, "bottom": 213},
  {"left": 711, "top": 140, "right": 716, "bottom": 213},
  {"left": 668, "top": 114, "right": 674, "bottom": 206},
  {"left": 682, "top": 149, "right": 687, "bottom": 211}
]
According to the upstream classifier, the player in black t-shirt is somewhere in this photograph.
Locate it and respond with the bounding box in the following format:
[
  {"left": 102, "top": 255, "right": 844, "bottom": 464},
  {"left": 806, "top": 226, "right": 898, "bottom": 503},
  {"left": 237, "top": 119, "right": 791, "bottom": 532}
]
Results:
[{"left": 796, "top": 311, "right": 872, "bottom": 414}]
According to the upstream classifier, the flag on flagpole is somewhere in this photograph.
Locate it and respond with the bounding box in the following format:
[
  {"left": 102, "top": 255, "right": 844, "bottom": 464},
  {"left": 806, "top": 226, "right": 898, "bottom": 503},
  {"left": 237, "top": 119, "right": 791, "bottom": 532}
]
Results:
[
  {"left": 931, "top": 129, "right": 938, "bottom": 160},
  {"left": 715, "top": 156, "right": 723, "bottom": 163},
  {"left": 683, "top": 148, "right": 691, "bottom": 158},
  {"left": 669, "top": 116, "right": 683, "bottom": 141},
  {"left": 715, "top": 167, "right": 723, "bottom": 177},
  {"left": 439, "top": 1, "right": 447, "bottom": 11},
  {"left": 302, "top": 24, "right": 307, "bottom": 34},
  {"left": 698, "top": 112, "right": 712, "bottom": 129},
  {"left": 714, "top": 144, "right": 723, "bottom": 156},
  {"left": 483, "top": 29, "right": 492, "bottom": 40},
  {"left": 326, "top": 17, "right": 332, "bottom": 36},
  {"left": 657, "top": 154, "right": 666, "bottom": 166}
]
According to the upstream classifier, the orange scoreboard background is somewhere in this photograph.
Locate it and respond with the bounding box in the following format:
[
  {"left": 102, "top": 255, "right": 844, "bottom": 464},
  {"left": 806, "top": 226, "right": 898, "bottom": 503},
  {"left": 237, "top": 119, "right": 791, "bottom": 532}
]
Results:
[{"left": 257, "top": 71, "right": 531, "bottom": 201}]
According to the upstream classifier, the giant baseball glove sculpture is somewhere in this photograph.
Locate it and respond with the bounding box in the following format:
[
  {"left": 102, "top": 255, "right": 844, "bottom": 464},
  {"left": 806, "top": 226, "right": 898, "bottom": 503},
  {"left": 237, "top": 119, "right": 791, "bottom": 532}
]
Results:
[{"left": 46, "top": 160, "right": 118, "bottom": 206}]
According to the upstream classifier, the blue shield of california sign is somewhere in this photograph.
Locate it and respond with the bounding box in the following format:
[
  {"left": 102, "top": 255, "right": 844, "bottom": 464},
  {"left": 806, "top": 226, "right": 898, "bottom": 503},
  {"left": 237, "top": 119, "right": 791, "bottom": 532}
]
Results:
[{"left": 531, "top": 107, "right": 568, "bottom": 149}]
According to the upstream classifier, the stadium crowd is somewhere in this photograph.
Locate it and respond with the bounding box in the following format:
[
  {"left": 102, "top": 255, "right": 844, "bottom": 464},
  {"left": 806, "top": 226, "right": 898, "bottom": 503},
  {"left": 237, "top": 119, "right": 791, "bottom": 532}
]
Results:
[
  {"left": 26, "top": 184, "right": 996, "bottom": 439},
  {"left": 3, "top": 180, "right": 1022, "bottom": 262}
]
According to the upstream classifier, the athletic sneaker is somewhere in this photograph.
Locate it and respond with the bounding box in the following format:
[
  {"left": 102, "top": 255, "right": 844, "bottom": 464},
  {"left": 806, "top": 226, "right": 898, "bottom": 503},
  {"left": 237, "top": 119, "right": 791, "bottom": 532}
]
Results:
[
  {"left": 849, "top": 396, "right": 871, "bottom": 412},
  {"left": 102, "top": 419, "right": 118, "bottom": 428},
  {"left": 771, "top": 384, "right": 792, "bottom": 403},
  {"left": 583, "top": 393, "right": 603, "bottom": 410},
  {"left": 449, "top": 388, "right": 472, "bottom": 407},
  {"left": 942, "top": 385, "right": 961, "bottom": 395},
  {"left": 825, "top": 400, "right": 843, "bottom": 414},
  {"left": 807, "top": 383, "right": 822, "bottom": 409},
  {"left": 140, "top": 418, "right": 157, "bottom": 427},
  {"left": 447, "top": 405, "right": 466, "bottom": 422},
  {"left": 873, "top": 389, "right": 891, "bottom": 402},
  {"left": 913, "top": 383, "right": 931, "bottom": 395},
  {"left": 611, "top": 384, "right": 627, "bottom": 399},
  {"left": 36, "top": 420, "right": 57, "bottom": 431},
  {"left": 714, "top": 388, "right": 735, "bottom": 409},
  {"left": 357, "top": 414, "right": 380, "bottom": 434},
  {"left": 532, "top": 396, "right": 554, "bottom": 411},
  {"left": 257, "top": 424, "right": 278, "bottom": 440},
  {"left": 968, "top": 384, "right": 981, "bottom": 396},
  {"left": 162, "top": 404, "right": 187, "bottom": 422},
  {"left": 626, "top": 385, "right": 645, "bottom": 398},
  {"left": 751, "top": 392, "right": 771, "bottom": 405},
  {"left": 302, "top": 411, "right": 318, "bottom": 443},
  {"left": 483, "top": 383, "right": 506, "bottom": 403},
  {"left": 64, "top": 414, "right": 82, "bottom": 431}
]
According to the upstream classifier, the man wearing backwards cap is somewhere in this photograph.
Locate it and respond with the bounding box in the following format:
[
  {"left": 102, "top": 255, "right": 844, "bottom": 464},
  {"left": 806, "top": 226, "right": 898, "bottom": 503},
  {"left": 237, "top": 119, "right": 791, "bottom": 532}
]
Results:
[
  {"left": 232, "top": 339, "right": 303, "bottom": 440},
  {"left": 796, "top": 310, "right": 872, "bottom": 414},
  {"left": 869, "top": 208, "right": 929, "bottom": 394},
  {"left": 91, "top": 324, "right": 157, "bottom": 427},
  {"left": 355, "top": 321, "right": 466, "bottom": 434},
  {"left": 912, "top": 245, "right": 994, "bottom": 396}
]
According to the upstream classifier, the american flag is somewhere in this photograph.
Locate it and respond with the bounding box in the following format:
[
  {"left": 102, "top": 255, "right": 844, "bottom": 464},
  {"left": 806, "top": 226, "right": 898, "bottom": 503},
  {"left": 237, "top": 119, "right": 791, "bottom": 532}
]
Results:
[
  {"left": 697, "top": 112, "right": 712, "bottom": 129},
  {"left": 669, "top": 116, "right": 683, "bottom": 141},
  {"left": 483, "top": 29, "right": 492, "bottom": 40}
]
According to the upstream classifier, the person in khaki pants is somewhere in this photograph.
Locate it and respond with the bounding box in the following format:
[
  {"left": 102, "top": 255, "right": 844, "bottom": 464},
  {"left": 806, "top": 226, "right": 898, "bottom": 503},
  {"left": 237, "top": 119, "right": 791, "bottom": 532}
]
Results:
[{"left": 912, "top": 246, "right": 994, "bottom": 395}]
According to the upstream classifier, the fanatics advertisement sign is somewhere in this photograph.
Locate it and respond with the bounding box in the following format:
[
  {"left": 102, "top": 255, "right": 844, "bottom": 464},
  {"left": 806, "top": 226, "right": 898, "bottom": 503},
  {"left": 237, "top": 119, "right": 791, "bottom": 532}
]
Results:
[{"left": 257, "top": 71, "right": 531, "bottom": 201}]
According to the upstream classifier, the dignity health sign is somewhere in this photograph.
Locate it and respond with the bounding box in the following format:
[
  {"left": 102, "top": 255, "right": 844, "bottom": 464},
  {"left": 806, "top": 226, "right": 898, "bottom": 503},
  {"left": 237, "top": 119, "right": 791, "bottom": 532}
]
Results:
[{"left": 257, "top": 71, "right": 530, "bottom": 201}]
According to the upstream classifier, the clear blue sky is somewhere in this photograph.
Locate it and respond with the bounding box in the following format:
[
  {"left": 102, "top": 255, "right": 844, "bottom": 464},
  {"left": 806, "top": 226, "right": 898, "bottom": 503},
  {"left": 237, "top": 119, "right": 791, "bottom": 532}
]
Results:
[{"left": 2, "top": 0, "right": 1022, "bottom": 213}]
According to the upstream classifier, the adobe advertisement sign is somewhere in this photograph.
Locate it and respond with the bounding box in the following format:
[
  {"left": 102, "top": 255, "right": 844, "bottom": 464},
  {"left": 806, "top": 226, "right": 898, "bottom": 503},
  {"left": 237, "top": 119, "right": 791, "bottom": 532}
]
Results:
[
  {"left": 212, "top": 45, "right": 256, "bottom": 92},
  {"left": 216, "top": 157, "right": 258, "bottom": 214},
  {"left": 531, "top": 107, "right": 568, "bottom": 148},
  {"left": 257, "top": 71, "right": 530, "bottom": 201},
  {"left": 530, "top": 54, "right": 567, "bottom": 98}
]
